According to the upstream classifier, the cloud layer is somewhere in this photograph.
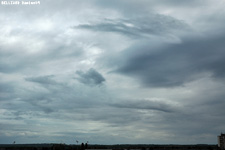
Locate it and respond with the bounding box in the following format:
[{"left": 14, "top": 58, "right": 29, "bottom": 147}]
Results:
[{"left": 1, "top": 0, "right": 225, "bottom": 145}]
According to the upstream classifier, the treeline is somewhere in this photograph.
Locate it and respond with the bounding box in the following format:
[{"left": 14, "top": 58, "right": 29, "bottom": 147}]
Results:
[
  {"left": 0, "top": 143, "right": 219, "bottom": 150},
  {"left": 83, "top": 144, "right": 219, "bottom": 150}
]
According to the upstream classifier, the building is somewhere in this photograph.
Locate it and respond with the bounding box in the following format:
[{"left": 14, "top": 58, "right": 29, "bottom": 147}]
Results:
[{"left": 218, "top": 133, "right": 225, "bottom": 149}]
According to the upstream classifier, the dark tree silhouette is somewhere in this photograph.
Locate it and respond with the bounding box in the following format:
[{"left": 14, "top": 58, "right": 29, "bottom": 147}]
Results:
[
  {"left": 81, "top": 143, "right": 85, "bottom": 150},
  {"left": 85, "top": 143, "right": 88, "bottom": 149}
]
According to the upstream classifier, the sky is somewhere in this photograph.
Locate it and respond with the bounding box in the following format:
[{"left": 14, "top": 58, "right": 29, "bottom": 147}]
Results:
[{"left": 0, "top": 0, "right": 225, "bottom": 145}]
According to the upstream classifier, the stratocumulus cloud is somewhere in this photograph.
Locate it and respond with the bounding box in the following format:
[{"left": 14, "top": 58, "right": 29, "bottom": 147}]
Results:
[{"left": 0, "top": 0, "right": 225, "bottom": 145}]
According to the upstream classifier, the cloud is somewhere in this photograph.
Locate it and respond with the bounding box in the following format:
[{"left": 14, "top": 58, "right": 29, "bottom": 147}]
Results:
[
  {"left": 25, "top": 75, "right": 57, "bottom": 85},
  {"left": 1, "top": 0, "right": 225, "bottom": 145},
  {"left": 76, "top": 14, "right": 190, "bottom": 39},
  {"left": 76, "top": 68, "right": 105, "bottom": 86},
  {"left": 113, "top": 34, "right": 225, "bottom": 87},
  {"left": 111, "top": 99, "right": 177, "bottom": 113},
  {"left": 0, "top": 82, "right": 15, "bottom": 101}
]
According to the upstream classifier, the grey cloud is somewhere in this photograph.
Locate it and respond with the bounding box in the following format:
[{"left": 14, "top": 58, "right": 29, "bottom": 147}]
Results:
[
  {"left": 22, "top": 74, "right": 107, "bottom": 114},
  {"left": 1, "top": 0, "right": 225, "bottom": 145},
  {"left": 77, "top": 99, "right": 178, "bottom": 127},
  {"left": 113, "top": 34, "right": 225, "bottom": 87},
  {"left": 0, "top": 45, "right": 82, "bottom": 74},
  {"left": 94, "top": 0, "right": 205, "bottom": 9},
  {"left": 155, "top": 0, "right": 208, "bottom": 7},
  {"left": 0, "top": 80, "right": 21, "bottom": 103},
  {"left": 30, "top": 101, "right": 55, "bottom": 114},
  {"left": 77, "top": 20, "right": 140, "bottom": 38},
  {"left": 111, "top": 99, "right": 176, "bottom": 113},
  {"left": 76, "top": 14, "right": 189, "bottom": 38},
  {"left": 0, "top": 21, "right": 83, "bottom": 74},
  {"left": 76, "top": 68, "right": 105, "bottom": 86},
  {"left": 86, "top": 107, "right": 141, "bottom": 126},
  {"left": 0, "top": 82, "right": 14, "bottom": 95},
  {"left": 25, "top": 75, "right": 57, "bottom": 85},
  {"left": 0, "top": 50, "right": 25, "bottom": 73},
  {"left": 145, "top": 85, "right": 225, "bottom": 141},
  {"left": 0, "top": 63, "right": 19, "bottom": 74}
]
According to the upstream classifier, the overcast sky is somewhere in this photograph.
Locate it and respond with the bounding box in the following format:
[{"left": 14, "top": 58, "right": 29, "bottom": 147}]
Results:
[{"left": 1, "top": 0, "right": 225, "bottom": 145}]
